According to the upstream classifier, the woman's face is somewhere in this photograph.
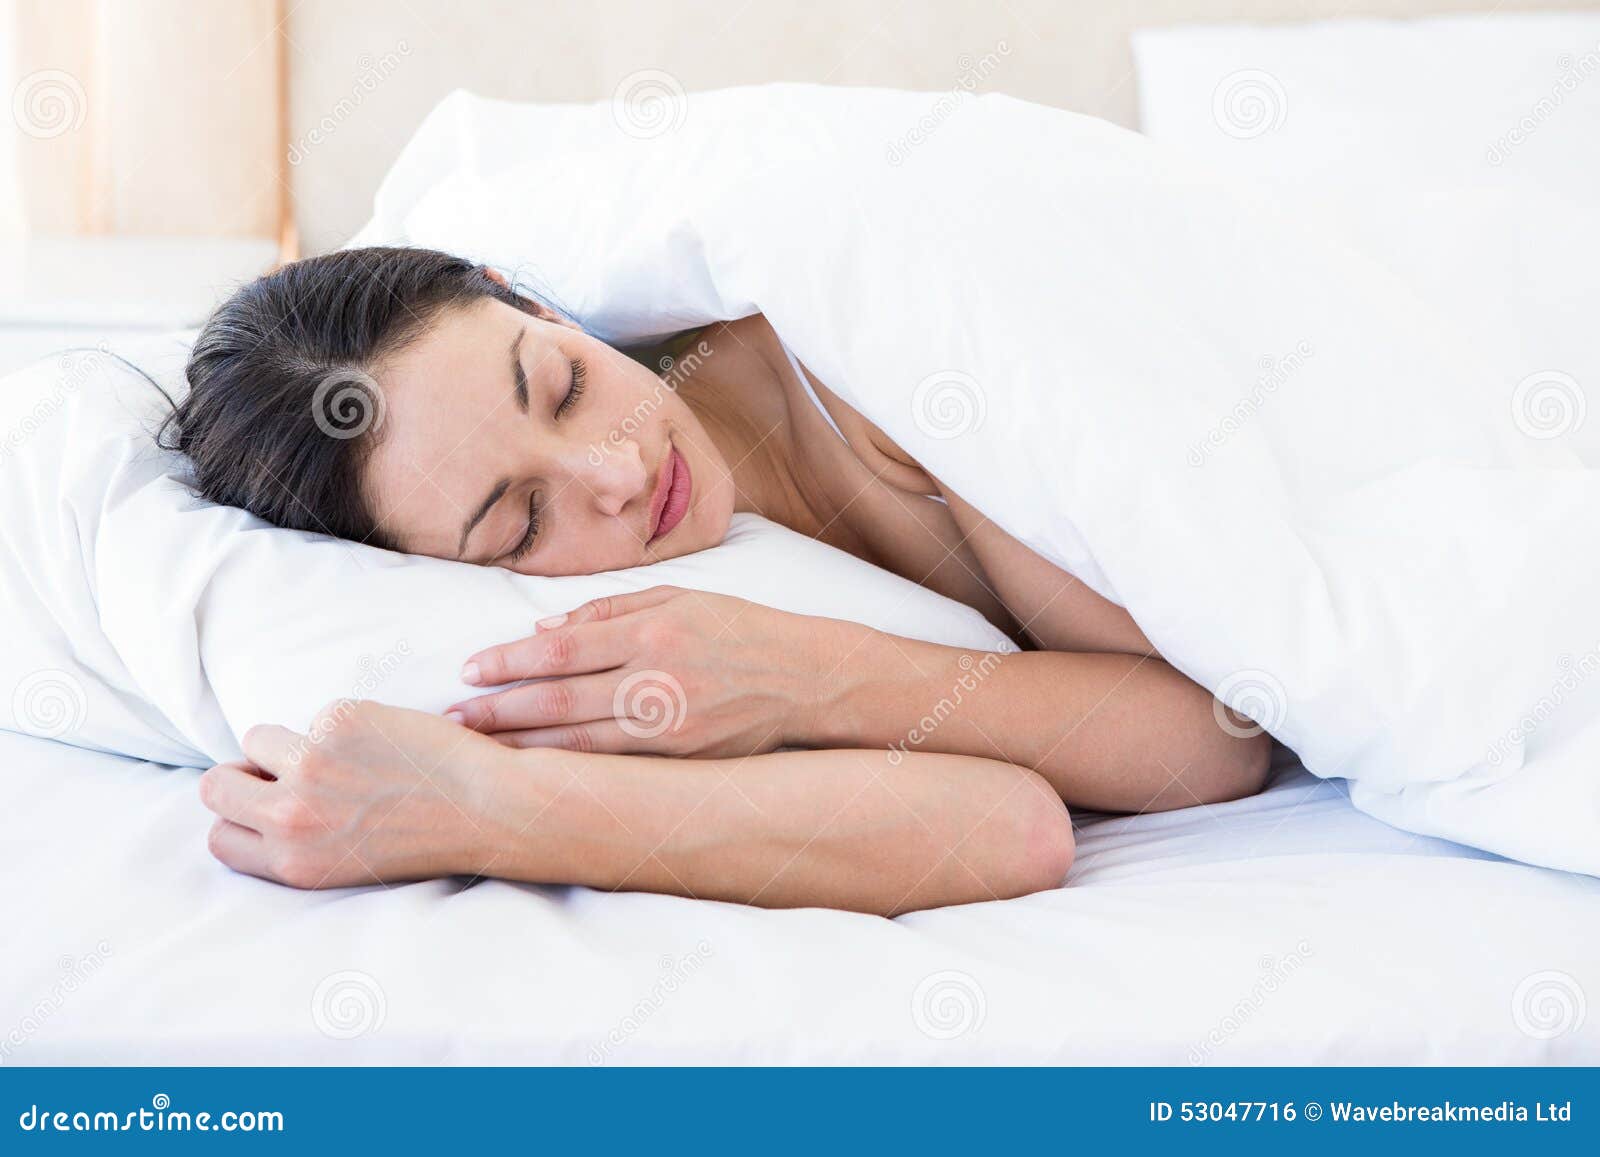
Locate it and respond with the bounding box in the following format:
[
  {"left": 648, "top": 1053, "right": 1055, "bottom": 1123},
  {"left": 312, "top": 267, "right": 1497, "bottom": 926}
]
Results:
[{"left": 362, "top": 296, "right": 736, "bottom": 576}]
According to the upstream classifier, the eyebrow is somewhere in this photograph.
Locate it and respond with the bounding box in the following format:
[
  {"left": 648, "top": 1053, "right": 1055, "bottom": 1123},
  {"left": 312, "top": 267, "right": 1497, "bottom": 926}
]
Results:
[
  {"left": 510, "top": 329, "right": 528, "bottom": 413},
  {"left": 456, "top": 477, "right": 510, "bottom": 560}
]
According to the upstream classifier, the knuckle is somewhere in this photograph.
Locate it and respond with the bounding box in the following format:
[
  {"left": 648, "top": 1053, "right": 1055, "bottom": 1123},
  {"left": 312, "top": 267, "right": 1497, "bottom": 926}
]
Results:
[
  {"left": 316, "top": 696, "right": 352, "bottom": 721},
  {"left": 205, "top": 819, "right": 230, "bottom": 859},
  {"left": 197, "top": 769, "right": 220, "bottom": 809},
  {"left": 313, "top": 697, "right": 357, "bottom": 733},
  {"left": 239, "top": 725, "right": 270, "bottom": 758},
  {"left": 565, "top": 725, "right": 595, "bottom": 754},
  {"left": 586, "top": 595, "right": 614, "bottom": 622},
  {"left": 541, "top": 630, "right": 576, "bottom": 669},
  {"left": 533, "top": 681, "right": 575, "bottom": 722},
  {"left": 633, "top": 618, "right": 665, "bottom": 650},
  {"left": 271, "top": 851, "right": 321, "bottom": 890},
  {"left": 271, "top": 796, "right": 317, "bottom": 833},
  {"left": 636, "top": 616, "right": 680, "bottom": 651}
]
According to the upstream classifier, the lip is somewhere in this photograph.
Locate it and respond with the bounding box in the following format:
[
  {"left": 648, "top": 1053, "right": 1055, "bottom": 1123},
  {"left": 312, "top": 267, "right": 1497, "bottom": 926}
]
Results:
[{"left": 647, "top": 445, "right": 692, "bottom": 544}]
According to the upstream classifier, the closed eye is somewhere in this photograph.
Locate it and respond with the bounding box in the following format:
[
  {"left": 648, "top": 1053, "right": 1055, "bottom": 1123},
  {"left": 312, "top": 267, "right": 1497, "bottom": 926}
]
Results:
[
  {"left": 556, "top": 357, "right": 587, "bottom": 417},
  {"left": 505, "top": 489, "right": 541, "bottom": 563}
]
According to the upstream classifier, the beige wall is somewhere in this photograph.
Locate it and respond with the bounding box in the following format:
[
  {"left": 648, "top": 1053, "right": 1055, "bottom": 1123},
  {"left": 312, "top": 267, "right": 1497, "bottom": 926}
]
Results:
[{"left": 13, "top": 1, "right": 1600, "bottom": 253}]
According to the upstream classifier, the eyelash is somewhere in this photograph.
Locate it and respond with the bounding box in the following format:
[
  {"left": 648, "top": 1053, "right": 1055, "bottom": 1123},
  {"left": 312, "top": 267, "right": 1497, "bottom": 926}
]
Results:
[
  {"left": 505, "top": 359, "right": 587, "bottom": 563},
  {"left": 507, "top": 490, "right": 540, "bottom": 563},
  {"left": 557, "top": 357, "right": 587, "bottom": 417},
  {"left": 505, "top": 356, "right": 588, "bottom": 566}
]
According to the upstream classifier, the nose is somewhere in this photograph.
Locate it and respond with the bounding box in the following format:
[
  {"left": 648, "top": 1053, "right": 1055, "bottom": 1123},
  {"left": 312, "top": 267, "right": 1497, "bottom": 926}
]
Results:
[{"left": 574, "top": 436, "right": 649, "bottom": 517}]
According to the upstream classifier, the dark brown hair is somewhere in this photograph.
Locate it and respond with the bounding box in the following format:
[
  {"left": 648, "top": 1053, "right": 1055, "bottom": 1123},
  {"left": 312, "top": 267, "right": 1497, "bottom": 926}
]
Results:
[{"left": 160, "top": 246, "right": 544, "bottom": 548}]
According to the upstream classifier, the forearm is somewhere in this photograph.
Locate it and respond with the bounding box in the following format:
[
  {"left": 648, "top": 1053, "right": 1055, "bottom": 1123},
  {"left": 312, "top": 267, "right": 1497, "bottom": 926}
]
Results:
[
  {"left": 805, "top": 622, "right": 1271, "bottom": 813},
  {"left": 465, "top": 745, "right": 1074, "bottom": 915}
]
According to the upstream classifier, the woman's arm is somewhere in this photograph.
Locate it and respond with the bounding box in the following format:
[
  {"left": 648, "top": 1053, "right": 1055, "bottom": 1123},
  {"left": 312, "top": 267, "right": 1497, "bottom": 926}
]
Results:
[
  {"left": 450, "top": 589, "right": 1271, "bottom": 814},
  {"left": 804, "top": 623, "right": 1272, "bottom": 814},
  {"left": 199, "top": 699, "right": 1075, "bottom": 915}
]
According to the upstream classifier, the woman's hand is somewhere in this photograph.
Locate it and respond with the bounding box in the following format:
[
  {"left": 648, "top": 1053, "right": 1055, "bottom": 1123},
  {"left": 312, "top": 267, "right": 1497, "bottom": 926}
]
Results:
[
  {"left": 199, "top": 699, "right": 511, "bottom": 889},
  {"left": 447, "top": 586, "right": 831, "bottom": 757}
]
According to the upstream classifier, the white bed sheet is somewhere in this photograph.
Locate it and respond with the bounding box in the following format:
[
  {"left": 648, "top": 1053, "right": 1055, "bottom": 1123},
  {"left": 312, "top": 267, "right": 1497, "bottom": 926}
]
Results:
[{"left": 3, "top": 729, "right": 1595, "bottom": 1065}]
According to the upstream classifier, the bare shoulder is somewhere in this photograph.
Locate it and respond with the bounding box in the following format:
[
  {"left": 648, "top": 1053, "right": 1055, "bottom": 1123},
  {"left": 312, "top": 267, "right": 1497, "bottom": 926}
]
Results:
[
  {"left": 723, "top": 316, "right": 944, "bottom": 494},
  {"left": 697, "top": 314, "right": 787, "bottom": 370}
]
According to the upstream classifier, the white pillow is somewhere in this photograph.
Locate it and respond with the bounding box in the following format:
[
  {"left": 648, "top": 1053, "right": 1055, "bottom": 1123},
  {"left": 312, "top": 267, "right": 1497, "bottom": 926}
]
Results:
[{"left": 0, "top": 333, "right": 1013, "bottom": 767}]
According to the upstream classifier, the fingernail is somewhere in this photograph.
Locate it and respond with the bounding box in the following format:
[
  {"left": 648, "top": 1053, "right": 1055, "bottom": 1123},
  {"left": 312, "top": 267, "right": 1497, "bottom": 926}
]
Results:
[
  {"left": 537, "top": 613, "right": 568, "bottom": 630},
  {"left": 444, "top": 709, "right": 465, "bottom": 725},
  {"left": 460, "top": 661, "right": 482, "bottom": 685}
]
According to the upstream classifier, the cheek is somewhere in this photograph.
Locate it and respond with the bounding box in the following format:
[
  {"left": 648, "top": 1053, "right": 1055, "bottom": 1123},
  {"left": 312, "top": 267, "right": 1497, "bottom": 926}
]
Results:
[
  {"left": 578, "top": 381, "right": 645, "bottom": 452},
  {"left": 693, "top": 480, "right": 735, "bottom": 547}
]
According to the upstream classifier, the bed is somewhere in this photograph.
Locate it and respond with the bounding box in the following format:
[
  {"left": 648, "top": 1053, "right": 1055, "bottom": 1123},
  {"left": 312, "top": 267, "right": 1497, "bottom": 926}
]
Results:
[
  {"left": 5, "top": 9, "right": 1599, "bottom": 1067},
  {"left": 3, "top": 728, "right": 1593, "bottom": 1064}
]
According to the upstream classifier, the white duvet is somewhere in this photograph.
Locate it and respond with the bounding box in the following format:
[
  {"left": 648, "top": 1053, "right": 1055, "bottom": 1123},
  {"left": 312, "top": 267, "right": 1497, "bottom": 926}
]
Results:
[{"left": 382, "top": 85, "right": 1600, "bottom": 875}]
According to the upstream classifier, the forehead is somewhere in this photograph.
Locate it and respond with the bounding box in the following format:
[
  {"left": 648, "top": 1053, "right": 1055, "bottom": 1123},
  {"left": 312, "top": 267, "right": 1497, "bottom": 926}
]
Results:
[
  {"left": 382, "top": 295, "right": 523, "bottom": 400},
  {"left": 375, "top": 297, "right": 542, "bottom": 442},
  {"left": 363, "top": 298, "right": 531, "bottom": 516}
]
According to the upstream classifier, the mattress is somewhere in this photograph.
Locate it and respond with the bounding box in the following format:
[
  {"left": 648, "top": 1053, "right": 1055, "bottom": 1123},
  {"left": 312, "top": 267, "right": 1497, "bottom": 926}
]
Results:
[{"left": 3, "top": 729, "right": 1595, "bottom": 1065}]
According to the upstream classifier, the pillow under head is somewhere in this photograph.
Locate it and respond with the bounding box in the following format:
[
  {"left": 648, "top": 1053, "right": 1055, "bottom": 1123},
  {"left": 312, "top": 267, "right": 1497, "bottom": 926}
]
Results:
[{"left": 0, "top": 334, "right": 1012, "bottom": 766}]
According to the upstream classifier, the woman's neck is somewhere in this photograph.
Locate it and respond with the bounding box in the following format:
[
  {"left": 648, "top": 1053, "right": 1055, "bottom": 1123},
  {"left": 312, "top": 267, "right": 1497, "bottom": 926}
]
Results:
[{"left": 680, "top": 363, "right": 838, "bottom": 542}]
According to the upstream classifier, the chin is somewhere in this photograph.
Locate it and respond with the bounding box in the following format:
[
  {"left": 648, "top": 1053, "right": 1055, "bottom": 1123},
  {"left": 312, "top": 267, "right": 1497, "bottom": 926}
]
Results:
[{"left": 668, "top": 507, "right": 730, "bottom": 561}]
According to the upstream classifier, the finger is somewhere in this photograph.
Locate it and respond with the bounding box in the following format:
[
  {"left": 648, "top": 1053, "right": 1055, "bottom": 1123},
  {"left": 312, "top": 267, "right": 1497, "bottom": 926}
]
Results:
[
  {"left": 198, "top": 762, "right": 280, "bottom": 826},
  {"left": 206, "top": 818, "right": 271, "bottom": 878},
  {"left": 448, "top": 674, "right": 626, "bottom": 733},
  {"left": 462, "top": 618, "right": 633, "bottom": 686},
  {"left": 239, "top": 724, "right": 309, "bottom": 779},
  {"left": 494, "top": 720, "right": 642, "bottom": 755},
  {"left": 538, "top": 585, "right": 682, "bottom": 631}
]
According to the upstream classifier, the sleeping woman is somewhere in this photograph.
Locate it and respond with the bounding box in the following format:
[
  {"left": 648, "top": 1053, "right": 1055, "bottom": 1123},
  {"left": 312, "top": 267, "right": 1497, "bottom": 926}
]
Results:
[{"left": 173, "top": 246, "right": 1271, "bottom": 915}]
